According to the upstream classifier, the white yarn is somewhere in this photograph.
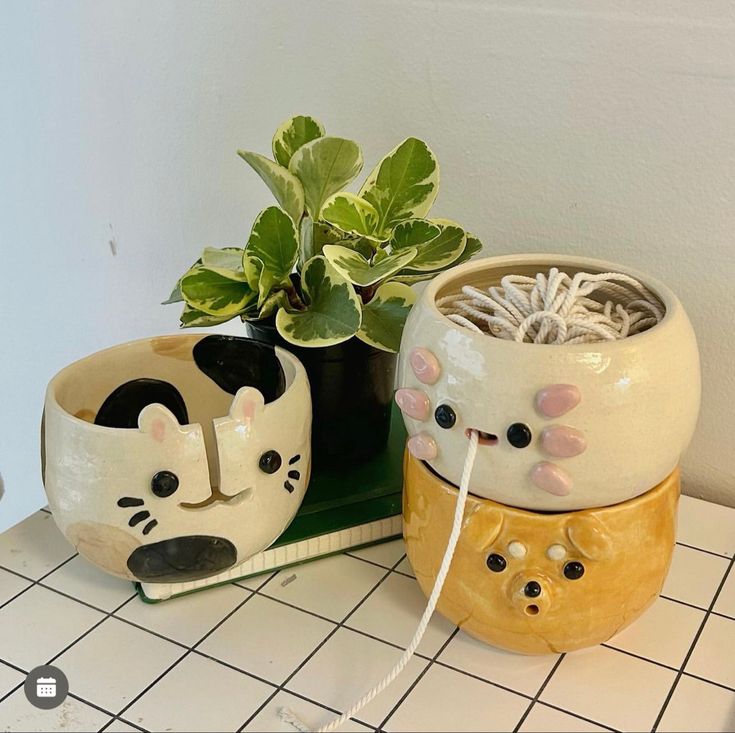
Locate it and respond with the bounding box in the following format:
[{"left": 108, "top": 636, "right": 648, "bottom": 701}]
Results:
[
  {"left": 282, "top": 431, "right": 480, "bottom": 733},
  {"left": 437, "top": 268, "right": 664, "bottom": 344}
]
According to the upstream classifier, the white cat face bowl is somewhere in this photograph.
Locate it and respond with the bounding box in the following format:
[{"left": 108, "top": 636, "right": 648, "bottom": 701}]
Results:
[
  {"left": 42, "top": 334, "right": 311, "bottom": 582},
  {"left": 396, "top": 254, "right": 700, "bottom": 511}
]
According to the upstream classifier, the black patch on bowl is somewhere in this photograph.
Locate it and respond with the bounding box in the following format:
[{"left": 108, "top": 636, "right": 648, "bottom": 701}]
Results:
[
  {"left": 127, "top": 535, "right": 237, "bottom": 582},
  {"left": 94, "top": 379, "right": 189, "bottom": 429},
  {"left": 193, "top": 335, "right": 286, "bottom": 403}
]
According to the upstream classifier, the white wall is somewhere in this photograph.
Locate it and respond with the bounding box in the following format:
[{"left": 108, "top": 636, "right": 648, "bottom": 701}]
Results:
[{"left": 2, "top": 0, "right": 734, "bottom": 531}]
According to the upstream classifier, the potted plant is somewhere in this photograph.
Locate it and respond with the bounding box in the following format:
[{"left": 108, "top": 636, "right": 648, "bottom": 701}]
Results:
[{"left": 166, "top": 115, "right": 482, "bottom": 467}]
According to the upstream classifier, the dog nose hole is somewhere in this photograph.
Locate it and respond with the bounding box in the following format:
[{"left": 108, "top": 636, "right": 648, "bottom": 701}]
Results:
[
  {"left": 525, "top": 604, "right": 540, "bottom": 616},
  {"left": 524, "top": 581, "right": 542, "bottom": 598}
]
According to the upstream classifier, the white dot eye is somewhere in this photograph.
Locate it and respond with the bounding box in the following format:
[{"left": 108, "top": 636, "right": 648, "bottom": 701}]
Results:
[
  {"left": 508, "top": 541, "right": 527, "bottom": 559},
  {"left": 547, "top": 544, "right": 567, "bottom": 561}
]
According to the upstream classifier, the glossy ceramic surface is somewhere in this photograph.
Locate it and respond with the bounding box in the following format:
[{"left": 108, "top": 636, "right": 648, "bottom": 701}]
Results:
[
  {"left": 396, "top": 254, "right": 700, "bottom": 511},
  {"left": 403, "top": 451, "right": 679, "bottom": 655},
  {"left": 42, "top": 334, "right": 311, "bottom": 583}
]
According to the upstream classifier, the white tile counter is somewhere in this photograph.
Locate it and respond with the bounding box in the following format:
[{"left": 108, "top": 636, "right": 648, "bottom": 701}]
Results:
[{"left": 0, "top": 495, "right": 733, "bottom": 732}]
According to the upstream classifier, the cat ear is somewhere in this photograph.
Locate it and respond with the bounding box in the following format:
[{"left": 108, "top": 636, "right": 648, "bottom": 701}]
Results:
[
  {"left": 565, "top": 515, "right": 612, "bottom": 561},
  {"left": 461, "top": 504, "right": 504, "bottom": 550},
  {"left": 229, "top": 386, "right": 266, "bottom": 426},
  {"left": 138, "top": 403, "right": 182, "bottom": 442}
]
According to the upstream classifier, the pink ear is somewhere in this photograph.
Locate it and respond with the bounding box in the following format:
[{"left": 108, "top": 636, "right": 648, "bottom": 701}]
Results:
[
  {"left": 541, "top": 426, "right": 587, "bottom": 458},
  {"left": 241, "top": 399, "right": 257, "bottom": 422},
  {"left": 409, "top": 348, "right": 441, "bottom": 385},
  {"left": 536, "top": 384, "right": 581, "bottom": 418},
  {"left": 407, "top": 433, "right": 438, "bottom": 460},
  {"left": 395, "top": 389, "right": 431, "bottom": 420},
  {"left": 151, "top": 419, "right": 166, "bottom": 443},
  {"left": 531, "top": 462, "right": 572, "bottom": 496}
]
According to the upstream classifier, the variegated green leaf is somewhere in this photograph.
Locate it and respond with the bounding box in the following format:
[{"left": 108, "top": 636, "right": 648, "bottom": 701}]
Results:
[
  {"left": 450, "top": 233, "right": 483, "bottom": 267},
  {"left": 405, "top": 222, "right": 466, "bottom": 272},
  {"left": 272, "top": 115, "right": 325, "bottom": 168},
  {"left": 242, "top": 253, "right": 263, "bottom": 290},
  {"left": 357, "top": 281, "right": 416, "bottom": 352},
  {"left": 323, "top": 244, "right": 417, "bottom": 287},
  {"left": 289, "top": 137, "right": 363, "bottom": 218},
  {"left": 180, "top": 266, "right": 255, "bottom": 316},
  {"left": 257, "top": 289, "right": 290, "bottom": 320},
  {"left": 359, "top": 138, "right": 439, "bottom": 236},
  {"left": 180, "top": 303, "right": 236, "bottom": 328},
  {"left": 389, "top": 218, "right": 441, "bottom": 250},
  {"left": 163, "top": 281, "right": 183, "bottom": 305},
  {"left": 246, "top": 206, "right": 299, "bottom": 305},
  {"left": 237, "top": 150, "right": 305, "bottom": 223},
  {"left": 201, "top": 246, "right": 244, "bottom": 271},
  {"left": 275, "top": 256, "right": 361, "bottom": 347},
  {"left": 320, "top": 192, "right": 380, "bottom": 239},
  {"left": 391, "top": 271, "right": 437, "bottom": 285}
]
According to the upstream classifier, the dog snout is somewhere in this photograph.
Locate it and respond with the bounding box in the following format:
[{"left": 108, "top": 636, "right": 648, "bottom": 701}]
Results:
[{"left": 510, "top": 573, "right": 552, "bottom": 616}]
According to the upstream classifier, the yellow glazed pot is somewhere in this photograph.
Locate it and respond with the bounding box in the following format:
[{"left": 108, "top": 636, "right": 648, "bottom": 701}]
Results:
[
  {"left": 42, "top": 334, "right": 311, "bottom": 583},
  {"left": 396, "top": 254, "right": 700, "bottom": 511},
  {"left": 403, "top": 451, "right": 679, "bottom": 655}
]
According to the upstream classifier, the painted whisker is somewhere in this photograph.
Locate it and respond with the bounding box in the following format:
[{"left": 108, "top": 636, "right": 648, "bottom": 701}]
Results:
[
  {"left": 284, "top": 480, "right": 295, "bottom": 494},
  {"left": 142, "top": 519, "right": 158, "bottom": 535},
  {"left": 288, "top": 454, "right": 301, "bottom": 465},
  {"left": 117, "top": 497, "right": 144, "bottom": 507},
  {"left": 128, "top": 510, "right": 151, "bottom": 527},
  {"left": 288, "top": 470, "right": 300, "bottom": 480}
]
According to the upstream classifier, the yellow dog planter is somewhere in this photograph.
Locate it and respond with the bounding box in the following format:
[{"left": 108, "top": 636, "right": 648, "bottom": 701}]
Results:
[{"left": 403, "top": 451, "right": 679, "bottom": 655}]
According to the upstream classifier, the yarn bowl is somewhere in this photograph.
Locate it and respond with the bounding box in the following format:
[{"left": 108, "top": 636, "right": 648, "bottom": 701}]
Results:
[
  {"left": 42, "top": 334, "right": 311, "bottom": 583},
  {"left": 403, "top": 451, "right": 679, "bottom": 655},
  {"left": 396, "top": 254, "right": 700, "bottom": 511}
]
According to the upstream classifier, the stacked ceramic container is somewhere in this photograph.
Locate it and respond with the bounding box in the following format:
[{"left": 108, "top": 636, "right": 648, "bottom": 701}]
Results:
[{"left": 396, "top": 255, "right": 700, "bottom": 654}]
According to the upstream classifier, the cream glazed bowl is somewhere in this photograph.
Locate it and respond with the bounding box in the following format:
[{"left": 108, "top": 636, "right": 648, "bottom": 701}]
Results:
[
  {"left": 42, "top": 334, "right": 311, "bottom": 582},
  {"left": 396, "top": 254, "right": 700, "bottom": 511}
]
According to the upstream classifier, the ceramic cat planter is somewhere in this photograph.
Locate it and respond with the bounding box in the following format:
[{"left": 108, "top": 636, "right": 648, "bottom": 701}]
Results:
[
  {"left": 403, "top": 451, "right": 679, "bottom": 655},
  {"left": 42, "top": 334, "right": 311, "bottom": 583},
  {"left": 396, "top": 254, "right": 700, "bottom": 511}
]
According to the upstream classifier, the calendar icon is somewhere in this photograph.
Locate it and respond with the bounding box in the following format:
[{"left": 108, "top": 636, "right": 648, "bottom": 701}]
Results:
[{"left": 36, "top": 677, "right": 56, "bottom": 698}]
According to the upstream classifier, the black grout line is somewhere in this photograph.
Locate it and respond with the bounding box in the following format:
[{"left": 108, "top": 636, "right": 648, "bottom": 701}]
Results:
[
  {"left": 535, "top": 700, "right": 620, "bottom": 732},
  {"left": 39, "top": 507, "right": 52, "bottom": 514},
  {"left": 253, "top": 585, "right": 435, "bottom": 662},
  {"left": 0, "top": 552, "right": 79, "bottom": 611},
  {"left": 104, "top": 577, "right": 269, "bottom": 722},
  {"left": 651, "top": 554, "right": 735, "bottom": 732},
  {"left": 513, "top": 654, "right": 566, "bottom": 732},
  {"left": 0, "top": 655, "right": 125, "bottom": 729},
  {"left": 45, "top": 593, "right": 139, "bottom": 666},
  {"left": 711, "top": 609, "right": 735, "bottom": 623},
  {"left": 66, "top": 691, "right": 119, "bottom": 722},
  {"left": 0, "top": 680, "right": 24, "bottom": 707},
  {"left": 378, "top": 626, "right": 460, "bottom": 731},
  {"left": 236, "top": 554, "right": 408, "bottom": 732},
  {"left": 430, "top": 658, "right": 535, "bottom": 701},
  {"left": 113, "top": 715, "right": 150, "bottom": 733},
  {"left": 599, "top": 643, "right": 678, "bottom": 672},
  {"left": 659, "top": 593, "right": 709, "bottom": 613},
  {"left": 683, "top": 670, "right": 735, "bottom": 694},
  {"left": 675, "top": 541, "right": 731, "bottom": 560}
]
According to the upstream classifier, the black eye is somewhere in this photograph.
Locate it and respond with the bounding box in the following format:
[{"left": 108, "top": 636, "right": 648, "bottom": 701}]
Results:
[
  {"left": 507, "top": 422, "right": 532, "bottom": 448},
  {"left": 434, "top": 404, "right": 456, "bottom": 429},
  {"left": 564, "top": 561, "right": 585, "bottom": 580},
  {"left": 486, "top": 553, "right": 507, "bottom": 573},
  {"left": 151, "top": 470, "right": 179, "bottom": 498},
  {"left": 259, "top": 450, "right": 282, "bottom": 474}
]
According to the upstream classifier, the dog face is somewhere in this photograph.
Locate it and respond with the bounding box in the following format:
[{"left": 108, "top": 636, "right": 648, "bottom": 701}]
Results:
[{"left": 403, "top": 452, "right": 679, "bottom": 654}]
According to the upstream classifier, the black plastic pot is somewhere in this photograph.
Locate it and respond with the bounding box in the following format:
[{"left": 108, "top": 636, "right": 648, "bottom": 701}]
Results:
[{"left": 246, "top": 319, "right": 397, "bottom": 469}]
